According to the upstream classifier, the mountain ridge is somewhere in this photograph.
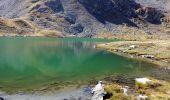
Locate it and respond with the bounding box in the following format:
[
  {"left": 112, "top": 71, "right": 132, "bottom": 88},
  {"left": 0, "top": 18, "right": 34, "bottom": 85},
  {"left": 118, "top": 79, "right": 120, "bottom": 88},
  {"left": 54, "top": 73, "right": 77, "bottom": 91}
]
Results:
[{"left": 0, "top": 0, "right": 170, "bottom": 38}]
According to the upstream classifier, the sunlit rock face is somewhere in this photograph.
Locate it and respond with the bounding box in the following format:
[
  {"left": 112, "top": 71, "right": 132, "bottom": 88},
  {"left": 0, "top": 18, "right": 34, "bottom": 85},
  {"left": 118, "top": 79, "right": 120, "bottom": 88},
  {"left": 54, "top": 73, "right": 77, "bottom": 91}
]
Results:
[
  {"left": 135, "top": 0, "right": 170, "bottom": 12},
  {"left": 0, "top": 0, "right": 30, "bottom": 18},
  {"left": 0, "top": 0, "right": 167, "bottom": 36}
]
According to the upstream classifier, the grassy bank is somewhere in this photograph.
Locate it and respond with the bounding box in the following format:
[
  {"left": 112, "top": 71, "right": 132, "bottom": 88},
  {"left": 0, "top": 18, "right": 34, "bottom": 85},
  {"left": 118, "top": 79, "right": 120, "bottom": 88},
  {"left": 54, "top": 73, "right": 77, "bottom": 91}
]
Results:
[
  {"left": 104, "top": 77, "right": 170, "bottom": 100},
  {"left": 96, "top": 40, "right": 170, "bottom": 68}
]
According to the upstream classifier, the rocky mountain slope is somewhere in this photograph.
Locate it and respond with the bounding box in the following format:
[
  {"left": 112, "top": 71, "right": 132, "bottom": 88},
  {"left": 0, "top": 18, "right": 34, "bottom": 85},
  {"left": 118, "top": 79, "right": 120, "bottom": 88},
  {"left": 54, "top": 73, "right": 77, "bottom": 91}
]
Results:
[{"left": 0, "top": 0, "right": 170, "bottom": 37}]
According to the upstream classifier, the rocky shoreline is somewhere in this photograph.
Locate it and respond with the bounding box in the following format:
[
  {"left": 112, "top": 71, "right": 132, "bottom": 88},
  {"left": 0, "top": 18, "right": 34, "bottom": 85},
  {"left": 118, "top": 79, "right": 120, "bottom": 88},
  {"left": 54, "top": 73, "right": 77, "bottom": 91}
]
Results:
[
  {"left": 1, "top": 77, "right": 169, "bottom": 100},
  {"left": 0, "top": 70, "right": 169, "bottom": 100}
]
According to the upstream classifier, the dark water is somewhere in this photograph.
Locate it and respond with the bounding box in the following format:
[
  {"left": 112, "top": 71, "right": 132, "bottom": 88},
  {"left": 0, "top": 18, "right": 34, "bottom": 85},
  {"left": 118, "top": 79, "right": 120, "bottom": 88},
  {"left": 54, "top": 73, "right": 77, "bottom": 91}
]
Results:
[{"left": 0, "top": 37, "right": 169, "bottom": 93}]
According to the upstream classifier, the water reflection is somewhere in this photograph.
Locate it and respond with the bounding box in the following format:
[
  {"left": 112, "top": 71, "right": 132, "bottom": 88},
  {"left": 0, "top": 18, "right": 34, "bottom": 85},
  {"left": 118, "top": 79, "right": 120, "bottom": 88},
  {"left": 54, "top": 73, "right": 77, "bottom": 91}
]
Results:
[{"left": 0, "top": 37, "right": 169, "bottom": 92}]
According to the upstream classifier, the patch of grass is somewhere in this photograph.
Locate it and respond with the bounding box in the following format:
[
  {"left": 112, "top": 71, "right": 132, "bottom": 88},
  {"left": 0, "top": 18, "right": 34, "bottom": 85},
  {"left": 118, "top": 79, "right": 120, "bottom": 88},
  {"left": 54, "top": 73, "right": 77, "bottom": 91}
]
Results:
[
  {"left": 104, "top": 78, "right": 170, "bottom": 100},
  {"left": 97, "top": 40, "right": 170, "bottom": 67},
  {"left": 105, "top": 83, "right": 136, "bottom": 100}
]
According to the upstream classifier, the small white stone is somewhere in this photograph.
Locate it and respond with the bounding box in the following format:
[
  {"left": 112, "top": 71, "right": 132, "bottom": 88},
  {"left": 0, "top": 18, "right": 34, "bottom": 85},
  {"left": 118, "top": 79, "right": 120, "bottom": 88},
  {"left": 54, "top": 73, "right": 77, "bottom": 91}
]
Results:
[
  {"left": 141, "top": 55, "right": 154, "bottom": 58},
  {"left": 121, "top": 86, "right": 129, "bottom": 96},
  {"left": 129, "top": 45, "right": 136, "bottom": 49},
  {"left": 135, "top": 78, "right": 152, "bottom": 85},
  {"left": 91, "top": 81, "right": 105, "bottom": 100},
  {"left": 137, "top": 94, "right": 148, "bottom": 100}
]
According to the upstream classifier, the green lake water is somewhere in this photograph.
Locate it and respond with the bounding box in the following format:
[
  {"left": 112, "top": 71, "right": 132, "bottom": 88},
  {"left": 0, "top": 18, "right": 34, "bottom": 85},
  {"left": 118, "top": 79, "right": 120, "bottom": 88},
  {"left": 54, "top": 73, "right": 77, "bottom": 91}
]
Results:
[{"left": 0, "top": 37, "right": 169, "bottom": 93}]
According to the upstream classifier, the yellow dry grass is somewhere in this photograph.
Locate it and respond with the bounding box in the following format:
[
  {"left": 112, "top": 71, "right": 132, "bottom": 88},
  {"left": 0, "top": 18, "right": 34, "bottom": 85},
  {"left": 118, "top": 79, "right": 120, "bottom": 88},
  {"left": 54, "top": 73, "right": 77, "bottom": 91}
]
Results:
[
  {"left": 96, "top": 40, "right": 170, "bottom": 67},
  {"left": 0, "top": 17, "right": 36, "bottom": 29},
  {"left": 0, "top": 17, "right": 65, "bottom": 37},
  {"left": 95, "top": 25, "right": 170, "bottom": 41},
  {"left": 104, "top": 78, "right": 170, "bottom": 100}
]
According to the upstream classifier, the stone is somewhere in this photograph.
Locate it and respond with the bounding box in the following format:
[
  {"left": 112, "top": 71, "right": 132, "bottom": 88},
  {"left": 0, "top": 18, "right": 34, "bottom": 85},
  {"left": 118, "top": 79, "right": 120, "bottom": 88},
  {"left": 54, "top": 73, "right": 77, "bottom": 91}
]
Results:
[
  {"left": 91, "top": 81, "right": 106, "bottom": 100},
  {"left": 129, "top": 45, "right": 137, "bottom": 49},
  {"left": 0, "top": 97, "right": 4, "bottom": 100},
  {"left": 135, "top": 78, "right": 152, "bottom": 88},
  {"left": 121, "top": 86, "right": 129, "bottom": 96},
  {"left": 137, "top": 94, "right": 148, "bottom": 100},
  {"left": 141, "top": 55, "right": 154, "bottom": 59},
  {"left": 129, "top": 45, "right": 136, "bottom": 48},
  {"left": 135, "top": 78, "right": 152, "bottom": 84}
]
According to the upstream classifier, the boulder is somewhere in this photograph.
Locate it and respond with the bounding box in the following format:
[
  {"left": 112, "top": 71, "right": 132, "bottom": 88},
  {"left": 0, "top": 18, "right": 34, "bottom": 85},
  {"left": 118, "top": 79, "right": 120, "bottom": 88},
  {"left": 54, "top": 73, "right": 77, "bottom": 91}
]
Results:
[
  {"left": 120, "top": 86, "right": 129, "bottom": 96},
  {"left": 135, "top": 78, "right": 152, "bottom": 88},
  {"left": 91, "top": 81, "right": 106, "bottom": 100},
  {"left": 0, "top": 97, "right": 4, "bottom": 100}
]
